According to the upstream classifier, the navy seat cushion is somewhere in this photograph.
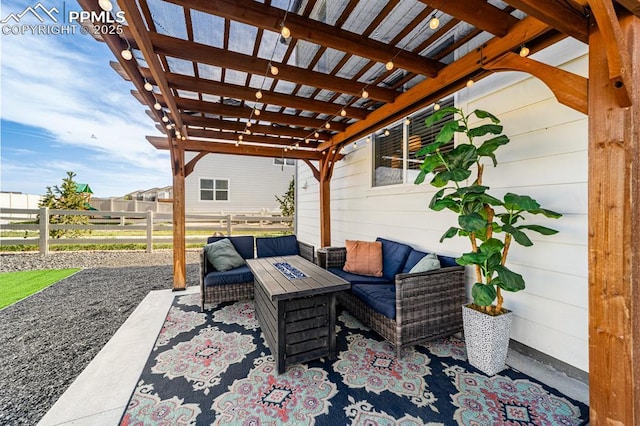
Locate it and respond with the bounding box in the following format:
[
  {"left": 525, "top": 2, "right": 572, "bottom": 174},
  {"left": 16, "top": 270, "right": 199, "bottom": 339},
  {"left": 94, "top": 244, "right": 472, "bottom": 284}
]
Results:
[
  {"left": 206, "top": 235, "right": 254, "bottom": 260},
  {"left": 402, "top": 249, "right": 428, "bottom": 273},
  {"left": 376, "top": 237, "right": 412, "bottom": 280},
  {"left": 256, "top": 235, "right": 300, "bottom": 258},
  {"left": 328, "top": 268, "right": 392, "bottom": 285},
  {"left": 351, "top": 284, "right": 396, "bottom": 319},
  {"left": 438, "top": 255, "right": 459, "bottom": 268},
  {"left": 203, "top": 265, "right": 254, "bottom": 287}
]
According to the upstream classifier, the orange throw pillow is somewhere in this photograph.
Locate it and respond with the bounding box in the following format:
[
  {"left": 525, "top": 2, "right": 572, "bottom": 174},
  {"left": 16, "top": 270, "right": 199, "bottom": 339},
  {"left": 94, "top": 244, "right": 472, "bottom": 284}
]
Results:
[{"left": 343, "top": 240, "right": 383, "bottom": 277}]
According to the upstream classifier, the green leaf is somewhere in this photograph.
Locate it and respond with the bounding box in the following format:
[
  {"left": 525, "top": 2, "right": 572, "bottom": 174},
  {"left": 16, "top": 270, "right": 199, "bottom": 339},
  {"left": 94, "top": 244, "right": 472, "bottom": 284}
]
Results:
[
  {"left": 439, "top": 226, "right": 459, "bottom": 242},
  {"left": 472, "top": 283, "right": 497, "bottom": 306},
  {"left": 472, "top": 109, "right": 501, "bottom": 124},
  {"left": 518, "top": 224, "right": 559, "bottom": 235},
  {"left": 418, "top": 154, "right": 444, "bottom": 173},
  {"left": 457, "top": 251, "right": 488, "bottom": 265},
  {"left": 425, "top": 107, "right": 459, "bottom": 127},
  {"left": 494, "top": 265, "right": 525, "bottom": 292},
  {"left": 530, "top": 208, "right": 563, "bottom": 219},
  {"left": 447, "top": 144, "right": 477, "bottom": 169},
  {"left": 445, "top": 168, "right": 472, "bottom": 182},
  {"left": 457, "top": 185, "right": 490, "bottom": 195},
  {"left": 431, "top": 197, "right": 459, "bottom": 212},
  {"left": 430, "top": 172, "right": 449, "bottom": 188},
  {"left": 468, "top": 124, "right": 503, "bottom": 138},
  {"left": 415, "top": 141, "right": 444, "bottom": 156},
  {"left": 414, "top": 170, "right": 427, "bottom": 185},
  {"left": 435, "top": 120, "right": 462, "bottom": 144},
  {"left": 503, "top": 193, "right": 540, "bottom": 211},
  {"left": 459, "top": 212, "right": 487, "bottom": 232},
  {"left": 477, "top": 135, "right": 510, "bottom": 164},
  {"left": 478, "top": 238, "right": 504, "bottom": 256},
  {"left": 503, "top": 224, "right": 533, "bottom": 246}
]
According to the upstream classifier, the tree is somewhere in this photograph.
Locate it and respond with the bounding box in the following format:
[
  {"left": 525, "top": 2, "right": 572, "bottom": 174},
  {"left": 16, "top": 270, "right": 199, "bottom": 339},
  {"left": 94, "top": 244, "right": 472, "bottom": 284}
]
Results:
[
  {"left": 39, "top": 171, "right": 90, "bottom": 238},
  {"left": 275, "top": 177, "right": 295, "bottom": 220}
]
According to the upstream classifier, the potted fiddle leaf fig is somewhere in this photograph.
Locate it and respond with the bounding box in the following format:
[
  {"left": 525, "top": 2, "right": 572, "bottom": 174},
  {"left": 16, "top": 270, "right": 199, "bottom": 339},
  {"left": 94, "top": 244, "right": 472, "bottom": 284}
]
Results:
[{"left": 414, "top": 107, "right": 562, "bottom": 375}]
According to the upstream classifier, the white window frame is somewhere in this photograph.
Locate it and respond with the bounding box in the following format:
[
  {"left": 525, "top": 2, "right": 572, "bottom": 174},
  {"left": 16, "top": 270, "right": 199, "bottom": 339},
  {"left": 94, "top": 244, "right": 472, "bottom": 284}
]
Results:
[
  {"left": 199, "top": 178, "right": 230, "bottom": 202},
  {"left": 274, "top": 158, "right": 295, "bottom": 167}
]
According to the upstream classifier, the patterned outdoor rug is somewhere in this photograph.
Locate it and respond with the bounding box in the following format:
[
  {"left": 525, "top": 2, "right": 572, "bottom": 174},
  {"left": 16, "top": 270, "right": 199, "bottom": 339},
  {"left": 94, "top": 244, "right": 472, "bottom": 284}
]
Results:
[{"left": 120, "top": 294, "right": 589, "bottom": 425}]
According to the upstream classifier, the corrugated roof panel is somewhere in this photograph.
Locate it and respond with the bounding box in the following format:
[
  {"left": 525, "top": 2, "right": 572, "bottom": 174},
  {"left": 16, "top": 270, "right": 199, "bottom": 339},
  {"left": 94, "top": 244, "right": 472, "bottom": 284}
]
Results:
[
  {"left": 314, "top": 89, "right": 336, "bottom": 102},
  {"left": 403, "top": 74, "right": 426, "bottom": 91},
  {"left": 166, "top": 57, "right": 195, "bottom": 76},
  {"left": 340, "top": 0, "right": 388, "bottom": 35},
  {"left": 396, "top": 15, "right": 452, "bottom": 52},
  {"left": 224, "top": 69, "right": 248, "bottom": 85},
  {"left": 190, "top": 10, "right": 224, "bottom": 48},
  {"left": 296, "top": 85, "right": 316, "bottom": 98},
  {"left": 370, "top": 0, "right": 425, "bottom": 44},
  {"left": 283, "top": 107, "right": 298, "bottom": 115},
  {"left": 176, "top": 90, "right": 199, "bottom": 99},
  {"left": 146, "top": 0, "right": 187, "bottom": 39},
  {"left": 274, "top": 80, "right": 297, "bottom": 94},
  {"left": 313, "top": 48, "right": 346, "bottom": 74},
  {"left": 257, "top": 30, "right": 289, "bottom": 63},
  {"left": 202, "top": 94, "right": 221, "bottom": 103},
  {"left": 249, "top": 75, "right": 275, "bottom": 90},
  {"left": 292, "top": 40, "right": 321, "bottom": 68},
  {"left": 309, "top": 0, "right": 348, "bottom": 25},
  {"left": 335, "top": 56, "right": 369, "bottom": 79},
  {"left": 198, "top": 64, "right": 222, "bottom": 82},
  {"left": 357, "top": 62, "right": 385, "bottom": 84},
  {"left": 266, "top": 105, "right": 281, "bottom": 112},
  {"left": 229, "top": 21, "right": 258, "bottom": 55}
]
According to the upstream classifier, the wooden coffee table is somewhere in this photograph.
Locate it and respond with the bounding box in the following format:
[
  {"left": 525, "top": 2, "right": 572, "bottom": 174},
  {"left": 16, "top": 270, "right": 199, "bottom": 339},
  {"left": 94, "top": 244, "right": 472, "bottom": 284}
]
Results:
[{"left": 246, "top": 255, "right": 350, "bottom": 374}]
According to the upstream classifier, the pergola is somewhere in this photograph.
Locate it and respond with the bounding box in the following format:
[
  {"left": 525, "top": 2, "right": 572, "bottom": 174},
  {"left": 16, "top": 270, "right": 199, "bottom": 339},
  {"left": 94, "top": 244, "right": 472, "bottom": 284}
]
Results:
[{"left": 79, "top": 0, "right": 639, "bottom": 422}]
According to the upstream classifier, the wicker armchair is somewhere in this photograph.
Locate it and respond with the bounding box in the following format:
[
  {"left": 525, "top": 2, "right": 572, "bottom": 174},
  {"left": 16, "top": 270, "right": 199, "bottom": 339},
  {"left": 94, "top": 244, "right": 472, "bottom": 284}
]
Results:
[{"left": 319, "top": 246, "right": 466, "bottom": 357}]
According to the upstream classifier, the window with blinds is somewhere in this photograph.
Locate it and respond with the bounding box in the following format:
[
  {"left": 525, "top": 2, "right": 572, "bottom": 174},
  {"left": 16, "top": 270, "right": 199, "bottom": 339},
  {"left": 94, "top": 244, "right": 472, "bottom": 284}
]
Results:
[{"left": 372, "top": 97, "right": 455, "bottom": 187}]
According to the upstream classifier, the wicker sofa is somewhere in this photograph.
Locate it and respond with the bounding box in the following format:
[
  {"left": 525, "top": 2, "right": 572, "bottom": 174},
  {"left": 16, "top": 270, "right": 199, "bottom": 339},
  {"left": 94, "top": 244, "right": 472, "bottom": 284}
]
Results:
[
  {"left": 200, "top": 235, "right": 315, "bottom": 311},
  {"left": 319, "top": 237, "right": 466, "bottom": 357}
]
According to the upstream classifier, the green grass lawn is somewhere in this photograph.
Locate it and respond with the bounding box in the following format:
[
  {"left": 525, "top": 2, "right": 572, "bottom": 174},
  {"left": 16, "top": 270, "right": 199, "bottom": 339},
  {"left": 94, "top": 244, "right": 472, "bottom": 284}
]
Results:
[{"left": 0, "top": 269, "right": 80, "bottom": 309}]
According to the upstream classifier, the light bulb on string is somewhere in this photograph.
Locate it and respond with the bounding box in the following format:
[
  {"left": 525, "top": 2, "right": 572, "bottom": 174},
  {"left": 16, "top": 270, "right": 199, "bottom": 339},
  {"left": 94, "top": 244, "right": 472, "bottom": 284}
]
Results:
[
  {"left": 366, "top": 137, "right": 371, "bottom": 143},
  {"left": 144, "top": 81, "right": 153, "bottom": 91},
  {"left": 404, "top": 117, "right": 410, "bottom": 125},
  {"left": 153, "top": 102, "right": 162, "bottom": 110},
  {"left": 98, "top": 0, "right": 113, "bottom": 12},
  {"left": 165, "top": 124, "right": 172, "bottom": 130},
  {"left": 181, "top": 136, "right": 186, "bottom": 141},
  {"left": 314, "top": 131, "right": 320, "bottom": 138},
  {"left": 284, "top": 147, "right": 288, "bottom": 152},
  {"left": 270, "top": 65, "right": 279, "bottom": 75},
  {"left": 246, "top": 129, "right": 251, "bottom": 135},
  {"left": 121, "top": 49, "right": 133, "bottom": 61},
  {"left": 255, "top": 90, "right": 263, "bottom": 99},
  {"left": 519, "top": 45, "right": 530, "bottom": 57},
  {"left": 385, "top": 61, "right": 394, "bottom": 71},
  {"left": 325, "top": 122, "right": 331, "bottom": 129},
  {"left": 433, "top": 102, "right": 441, "bottom": 111},
  {"left": 384, "top": 129, "right": 390, "bottom": 136},
  {"left": 235, "top": 141, "right": 240, "bottom": 147},
  {"left": 340, "top": 109, "right": 347, "bottom": 117},
  {"left": 353, "top": 141, "right": 357, "bottom": 148},
  {"left": 162, "top": 116, "right": 169, "bottom": 123},
  {"left": 254, "top": 108, "right": 261, "bottom": 116},
  {"left": 429, "top": 14, "right": 440, "bottom": 30},
  {"left": 361, "top": 89, "right": 369, "bottom": 99},
  {"left": 238, "top": 135, "right": 243, "bottom": 141},
  {"left": 466, "top": 79, "right": 474, "bottom": 88},
  {"left": 295, "top": 142, "right": 300, "bottom": 147},
  {"left": 246, "top": 122, "right": 252, "bottom": 128},
  {"left": 305, "top": 139, "right": 309, "bottom": 144},
  {"left": 280, "top": 25, "right": 291, "bottom": 39}
]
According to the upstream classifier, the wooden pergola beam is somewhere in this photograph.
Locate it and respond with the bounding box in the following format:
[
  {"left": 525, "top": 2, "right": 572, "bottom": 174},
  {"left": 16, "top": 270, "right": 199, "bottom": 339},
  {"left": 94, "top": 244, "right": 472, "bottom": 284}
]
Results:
[
  {"left": 417, "top": 0, "right": 519, "bottom": 37},
  {"left": 615, "top": 0, "right": 640, "bottom": 17},
  {"left": 147, "top": 136, "right": 325, "bottom": 160},
  {"left": 502, "top": 0, "right": 589, "bottom": 42},
  {"left": 180, "top": 116, "right": 329, "bottom": 142},
  {"left": 166, "top": 0, "right": 442, "bottom": 77},
  {"left": 321, "top": 16, "right": 553, "bottom": 150},
  {"left": 186, "top": 128, "right": 309, "bottom": 147},
  {"left": 140, "top": 69, "right": 368, "bottom": 120},
  {"left": 161, "top": 95, "right": 349, "bottom": 132},
  {"left": 148, "top": 32, "right": 397, "bottom": 103}
]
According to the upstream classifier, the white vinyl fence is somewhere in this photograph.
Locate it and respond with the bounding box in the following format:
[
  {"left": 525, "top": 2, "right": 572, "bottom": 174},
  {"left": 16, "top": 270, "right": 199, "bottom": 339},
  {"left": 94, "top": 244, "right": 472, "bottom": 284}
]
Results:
[{"left": 0, "top": 208, "right": 293, "bottom": 254}]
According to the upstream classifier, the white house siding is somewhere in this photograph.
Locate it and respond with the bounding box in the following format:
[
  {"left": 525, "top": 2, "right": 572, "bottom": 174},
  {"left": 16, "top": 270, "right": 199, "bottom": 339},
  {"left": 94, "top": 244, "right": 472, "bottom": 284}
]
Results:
[
  {"left": 296, "top": 38, "right": 589, "bottom": 372},
  {"left": 185, "top": 153, "right": 294, "bottom": 213}
]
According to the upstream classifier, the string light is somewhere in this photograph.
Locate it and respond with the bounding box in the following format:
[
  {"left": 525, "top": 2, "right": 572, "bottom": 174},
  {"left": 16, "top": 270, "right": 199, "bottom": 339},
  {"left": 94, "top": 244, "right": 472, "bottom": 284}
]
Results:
[
  {"left": 404, "top": 117, "right": 411, "bottom": 125},
  {"left": 340, "top": 109, "right": 347, "bottom": 117},
  {"left": 429, "top": 14, "right": 440, "bottom": 30},
  {"left": 255, "top": 90, "right": 263, "bottom": 99},
  {"left": 466, "top": 79, "right": 474, "bottom": 88},
  {"left": 434, "top": 102, "right": 441, "bottom": 111},
  {"left": 353, "top": 141, "right": 357, "bottom": 148},
  {"left": 519, "top": 45, "right": 530, "bottom": 57},
  {"left": 314, "top": 131, "right": 319, "bottom": 138},
  {"left": 153, "top": 102, "right": 162, "bottom": 110},
  {"left": 385, "top": 61, "right": 394, "bottom": 71},
  {"left": 270, "top": 65, "right": 279, "bottom": 75},
  {"left": 384, "top": 129, "right": 390, "bottom": 136},
  {"left": 305, "top": 139, "right": 310, "bottom": 143},
  {"left": 181, "top": 136, "right": 186, "bottom": 141},
  {"left": 235, "top": 141, "right": 240, "bottom": 147},
  {"left": 254, "top": 108, "right": 261, "bottom": 116},
  {"left": 165, "top": 124, "right": 172, "bottom": 130},
  {"left": 238, "top": 135, "right": 243, "bottom": 141},
  {"left": 246, "top": 122, "right": 252, "bottom": 128},
  {"left": 162, "top": 116, "right": 169, "bottom": 123},
  {"left": 280, "top": 24, "right": 291, "bottom": 39},
  {"left": 121, "top": 47, "right": 133, "bottom": 61},
  {"left": 366, "top": 137, "right": 371, "bottom": 143},
  {"left": 361, "top": 89, "right": 369, "bottom": 99},
  {"left": 325, "top": 122, "right": 331, "bottom": 129},
  {"left": 246, "top": 129, "right": 251, "bottom": 135},
  {"left": 144, "top": 81, "right": 153, "bottom": 91},
  {"left": 98, "top": 0, "right": 113, "bottom": 12}
]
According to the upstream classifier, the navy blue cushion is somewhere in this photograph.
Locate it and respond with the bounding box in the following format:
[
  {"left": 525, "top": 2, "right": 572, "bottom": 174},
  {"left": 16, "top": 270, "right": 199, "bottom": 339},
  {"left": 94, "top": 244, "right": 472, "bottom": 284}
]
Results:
[
  {"left": 206, "top": 235, "right": 254, "bottom": 260},
  {"left": 376, "top": 237, "right": 412, "bottom": 280},
  {"left": 203, "top": 265, "right": 254, "bottom": 287},
  {"left": 402, "top": 249, "right": 428, "bottom": 273},
  {"left": 256, "top": 235, "right": 300, "bottom": 258},
  {"left": 438, "top": 255, "right": 459, "bottom": 268},
  {"left": 328, "top": 268, "right": 392, "bottom": 285},
  {"left": 351, "top": 284, "right": 396, "bottom": 319}
]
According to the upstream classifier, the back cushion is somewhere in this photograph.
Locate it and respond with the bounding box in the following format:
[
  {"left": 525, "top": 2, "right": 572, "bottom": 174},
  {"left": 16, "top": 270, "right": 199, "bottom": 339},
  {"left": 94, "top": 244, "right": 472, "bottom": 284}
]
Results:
[
  {"left": 207, "top": 235, "right": 255, "bottom": 260},
  {"left": 402, "top": 249, "right": 428, "bottom": 273},
  {"left": 343, "top": 240, "right": 383, "bottom": 277},
  {"left": 256, "top": 235, "right": 300, "bottom": 258},
  {"left": 438, "top": 254, "right": 459, "bottom": 268},
  {"left": 376, "top": 237, "right": 412, "bottom": 280}
]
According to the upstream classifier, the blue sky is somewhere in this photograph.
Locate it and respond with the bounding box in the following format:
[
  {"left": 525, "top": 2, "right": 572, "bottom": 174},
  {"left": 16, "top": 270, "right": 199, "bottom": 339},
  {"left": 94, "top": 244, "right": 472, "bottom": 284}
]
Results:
[{"left": 1, "top": 0, "right": 172, "bottom": 197}]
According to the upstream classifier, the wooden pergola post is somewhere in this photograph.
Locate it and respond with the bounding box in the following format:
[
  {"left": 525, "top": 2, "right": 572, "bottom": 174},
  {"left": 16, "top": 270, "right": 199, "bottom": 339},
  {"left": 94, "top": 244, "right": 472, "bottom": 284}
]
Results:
[
  {"left": 588, "top": 12, "right": 639, "bottom": 424},
  {"left": 171, "top": 141, "right": 186, "bottom": 291}
]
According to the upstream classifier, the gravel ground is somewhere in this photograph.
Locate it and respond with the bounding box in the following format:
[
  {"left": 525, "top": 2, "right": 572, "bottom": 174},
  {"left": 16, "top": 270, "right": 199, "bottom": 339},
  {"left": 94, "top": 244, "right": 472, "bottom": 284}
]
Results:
[{"left": 0, "top": 250, "right": 200, "bottom": 425}]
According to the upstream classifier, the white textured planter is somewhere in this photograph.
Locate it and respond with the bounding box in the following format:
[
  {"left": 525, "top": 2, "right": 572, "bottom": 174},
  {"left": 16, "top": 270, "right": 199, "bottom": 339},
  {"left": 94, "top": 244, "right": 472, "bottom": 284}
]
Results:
[{"left": 462, "top": 304, "right": 513, "bottom": 376}]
